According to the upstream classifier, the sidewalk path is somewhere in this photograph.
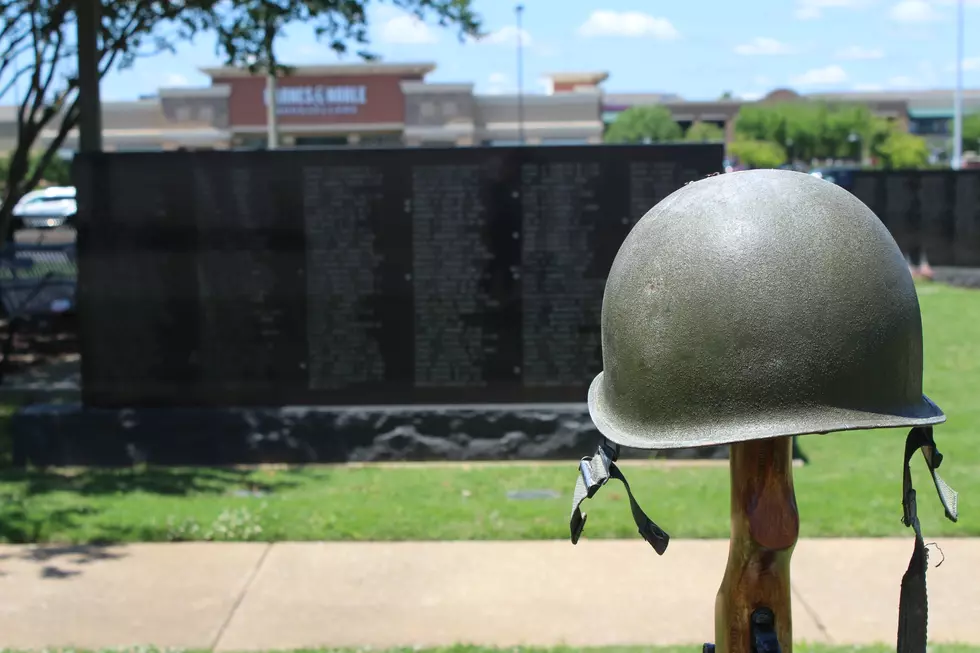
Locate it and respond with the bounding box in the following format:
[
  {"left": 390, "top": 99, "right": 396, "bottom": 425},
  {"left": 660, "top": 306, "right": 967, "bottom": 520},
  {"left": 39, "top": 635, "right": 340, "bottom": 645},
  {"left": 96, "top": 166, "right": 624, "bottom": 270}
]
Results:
[{"left": 1, "top": 539, "right": 978, "bottom": 651}]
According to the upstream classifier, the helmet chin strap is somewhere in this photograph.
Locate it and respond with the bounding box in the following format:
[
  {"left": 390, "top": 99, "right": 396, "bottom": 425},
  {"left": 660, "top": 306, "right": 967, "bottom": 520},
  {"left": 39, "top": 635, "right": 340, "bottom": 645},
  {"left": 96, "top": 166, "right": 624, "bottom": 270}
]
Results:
[
  {"left": 568, "top": 427, "right": 958, "bottom": 653},
  {"left": 898, "top": 426, "right": 958, "bottom": 653},
  {"left": 568, "top": 437, "right": 670, "bottom": 555}
]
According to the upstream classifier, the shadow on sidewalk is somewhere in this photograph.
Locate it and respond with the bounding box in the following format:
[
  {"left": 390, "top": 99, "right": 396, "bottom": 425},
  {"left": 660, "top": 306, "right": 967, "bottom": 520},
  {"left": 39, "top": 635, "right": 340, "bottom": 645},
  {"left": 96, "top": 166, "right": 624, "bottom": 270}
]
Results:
[{"left": 0, "top": 543, "right": 127, "bottom": 580}]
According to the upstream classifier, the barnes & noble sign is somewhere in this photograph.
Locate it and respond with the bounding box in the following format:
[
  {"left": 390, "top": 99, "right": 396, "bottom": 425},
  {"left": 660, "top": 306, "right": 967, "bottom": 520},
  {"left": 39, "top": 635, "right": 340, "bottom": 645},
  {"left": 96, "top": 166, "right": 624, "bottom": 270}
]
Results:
[{"left": 263, "top": 84, "right": 368, "bottom": 116}]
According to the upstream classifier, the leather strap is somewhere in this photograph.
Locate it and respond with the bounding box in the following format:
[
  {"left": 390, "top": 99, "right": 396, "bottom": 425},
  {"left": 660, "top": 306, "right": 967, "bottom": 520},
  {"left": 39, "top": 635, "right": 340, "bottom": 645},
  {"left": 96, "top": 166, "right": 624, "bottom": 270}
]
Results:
[
  {"left": 569, "top": 439, "right": 670, "bottom": 554},
  {"left": 897, "top": 426, "right": 958, "bottom": 653}
]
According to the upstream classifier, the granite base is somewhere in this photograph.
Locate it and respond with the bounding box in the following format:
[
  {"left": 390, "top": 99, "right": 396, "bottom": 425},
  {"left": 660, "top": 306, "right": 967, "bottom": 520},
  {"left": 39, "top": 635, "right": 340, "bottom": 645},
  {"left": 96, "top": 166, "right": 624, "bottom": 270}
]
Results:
[{"left": 10, "top": 402, "right": 810, "bottom": 467}]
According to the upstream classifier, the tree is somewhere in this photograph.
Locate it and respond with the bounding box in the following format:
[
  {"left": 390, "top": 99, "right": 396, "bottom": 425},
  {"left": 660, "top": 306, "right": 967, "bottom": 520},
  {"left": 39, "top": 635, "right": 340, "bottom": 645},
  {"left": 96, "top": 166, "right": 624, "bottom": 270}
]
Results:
[
  {"left": 962, "top": 112, "right": 980, "bottom": 154},
  {"left": 727, "top": 139, "right": 787, "bottom": 169},
  {"left": 0, "top": 0, "right": 482, "bottom": 240},
  {"left": 734, "top": 101, "right": 877, "bottom": 164},
  {"left": 195, "top": 1, "right": 479, "bottom": 71},
  {"left": 685, "top": 122, "right": 725, "bottom": 143},
  {"left": 0, "top": 0, "right": 213, "bottom": 238},
  {"left": 874, "top": 130, "right": 930, "bottom": 169},
  {"left": 604, "top": 105, "right": 683, "bottom": 144}
]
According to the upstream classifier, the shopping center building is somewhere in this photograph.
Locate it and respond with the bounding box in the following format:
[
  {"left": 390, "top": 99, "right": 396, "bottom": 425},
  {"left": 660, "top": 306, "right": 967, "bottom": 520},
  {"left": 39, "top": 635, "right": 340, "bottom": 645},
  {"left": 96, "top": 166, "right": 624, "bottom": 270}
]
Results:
[{"left": 1, "top": 61, "right": 978, "bottom": 154}]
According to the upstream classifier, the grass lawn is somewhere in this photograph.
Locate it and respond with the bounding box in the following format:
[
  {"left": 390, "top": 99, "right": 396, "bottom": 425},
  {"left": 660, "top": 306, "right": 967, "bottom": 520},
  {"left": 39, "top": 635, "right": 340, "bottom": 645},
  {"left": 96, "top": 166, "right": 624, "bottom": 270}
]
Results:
[{"left": 0, "top": 282, "right": 977, "bottom": 544}]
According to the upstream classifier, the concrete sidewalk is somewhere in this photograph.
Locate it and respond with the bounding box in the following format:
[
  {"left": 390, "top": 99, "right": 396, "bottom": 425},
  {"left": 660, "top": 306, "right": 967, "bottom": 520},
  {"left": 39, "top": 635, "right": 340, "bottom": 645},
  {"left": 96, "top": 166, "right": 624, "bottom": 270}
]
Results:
[{"left": 1, "top": 539, "right": 978, "bottom": 651}]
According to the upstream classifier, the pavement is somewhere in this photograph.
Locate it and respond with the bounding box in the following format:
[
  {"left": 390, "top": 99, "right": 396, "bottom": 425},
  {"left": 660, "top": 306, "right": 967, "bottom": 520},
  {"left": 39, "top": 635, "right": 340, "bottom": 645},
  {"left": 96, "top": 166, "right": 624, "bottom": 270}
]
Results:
[{"left": 1, "top": 538, "right": 979, "bottom": 651}]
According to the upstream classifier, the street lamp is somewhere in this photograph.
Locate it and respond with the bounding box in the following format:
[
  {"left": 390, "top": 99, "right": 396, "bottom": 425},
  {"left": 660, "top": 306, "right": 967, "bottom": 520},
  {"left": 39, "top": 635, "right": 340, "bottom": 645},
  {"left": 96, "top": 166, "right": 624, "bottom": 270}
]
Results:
[
  {"left": 848, "top": 132, "right": 861, "bottom": 165},
  {"left": 952, "top": 0, "right": 964, "bottom": 170},
  {"left": 516, "top": 4, "right": 525, "bottom": 145}
]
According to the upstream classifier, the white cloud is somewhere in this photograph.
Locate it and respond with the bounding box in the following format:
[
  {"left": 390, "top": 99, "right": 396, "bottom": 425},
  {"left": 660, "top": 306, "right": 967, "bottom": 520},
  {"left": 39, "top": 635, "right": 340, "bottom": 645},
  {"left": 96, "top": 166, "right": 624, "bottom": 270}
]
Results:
[
  {"left": 577, "top": 11, "right": 680, "bottom": 39},
  {"left": 889, "top": 0, "right": 942, "bottom": 22},
  {"left": 163, "top": 73, "right": 190, "bottom": 86},
  {"left": 738, "top": 91, "right": 766, "bottom": 101},
  {"left": 791, "top": 65, "right": 848, "bottom": 85},
  {"left": 378, "top": 9, "right": 438, "bottom": 44},
  {"left": 836, "top": 45, "right": 885, "bottom": 59},
  {"left": 734, "top": 37, "right": 795, "bottom": 55},
  {"left": 795, "top": 0, "right": 867, "bottom": 20},
  {"left": 476, "top": 25, "right": 532, "bottom": 46}
]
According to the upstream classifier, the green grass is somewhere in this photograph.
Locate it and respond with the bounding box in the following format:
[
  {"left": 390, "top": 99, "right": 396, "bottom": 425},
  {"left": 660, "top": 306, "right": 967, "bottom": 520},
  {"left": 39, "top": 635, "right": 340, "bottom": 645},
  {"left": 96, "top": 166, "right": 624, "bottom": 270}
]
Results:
[{"left": 0, "top": 282, "right": 977, "bottom": 544}]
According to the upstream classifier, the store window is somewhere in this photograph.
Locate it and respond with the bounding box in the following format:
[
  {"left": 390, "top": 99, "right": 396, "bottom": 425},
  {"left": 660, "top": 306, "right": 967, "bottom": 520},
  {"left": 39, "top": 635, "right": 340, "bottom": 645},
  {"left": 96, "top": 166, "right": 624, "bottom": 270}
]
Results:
[
  {"left": 294, "top": 136, "right": 349, "bottom": 147},
  {"left": 540, "top": 138, "right": 589, "bottom": 146},
  {"left": 360, "top": 134, "right": 403, "bottom": 147}
]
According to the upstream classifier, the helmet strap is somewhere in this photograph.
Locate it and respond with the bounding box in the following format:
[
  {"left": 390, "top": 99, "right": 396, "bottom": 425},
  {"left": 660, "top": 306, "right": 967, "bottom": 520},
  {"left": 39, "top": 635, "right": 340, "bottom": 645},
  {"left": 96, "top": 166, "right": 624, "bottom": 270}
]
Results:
[
  {"left": 568, "top": 437, "right": 670, "bottom": 554},
  {"left": 897, "top": 426, "right": 958, "bottom": 653}
]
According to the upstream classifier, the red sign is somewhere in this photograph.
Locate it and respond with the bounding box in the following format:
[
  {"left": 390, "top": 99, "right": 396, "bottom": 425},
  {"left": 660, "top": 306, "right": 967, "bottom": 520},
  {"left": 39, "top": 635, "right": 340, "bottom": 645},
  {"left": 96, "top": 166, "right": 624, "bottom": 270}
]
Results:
[{"left": 219, "top": 74, "right": 417, "bottom": 127}]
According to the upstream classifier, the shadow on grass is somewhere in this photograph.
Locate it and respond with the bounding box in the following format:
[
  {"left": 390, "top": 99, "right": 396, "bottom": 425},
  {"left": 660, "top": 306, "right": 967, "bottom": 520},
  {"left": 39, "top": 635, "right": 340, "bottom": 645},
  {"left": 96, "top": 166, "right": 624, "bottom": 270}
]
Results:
[{"left": 0, "top": 465, "right": 305, "bottom": 498}]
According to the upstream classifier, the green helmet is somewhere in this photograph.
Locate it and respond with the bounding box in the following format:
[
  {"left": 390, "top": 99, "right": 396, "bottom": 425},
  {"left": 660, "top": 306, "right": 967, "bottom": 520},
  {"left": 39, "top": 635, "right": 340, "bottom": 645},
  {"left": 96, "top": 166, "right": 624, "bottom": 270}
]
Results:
[
  {"left": 568, "top": 169, "right": 958, "bottom": 653},
  {"left": 588, "top": 168, "right": 944, "bottom": 450}
]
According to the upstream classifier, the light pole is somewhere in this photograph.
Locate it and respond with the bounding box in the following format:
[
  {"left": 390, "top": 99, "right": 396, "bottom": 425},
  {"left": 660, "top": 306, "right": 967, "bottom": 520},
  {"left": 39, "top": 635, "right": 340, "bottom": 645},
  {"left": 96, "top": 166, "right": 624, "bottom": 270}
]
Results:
[
  {"left": 516, "top": 4, "right": 525, "bottom": 145},
  {"left": 267, "top": 68, "right": 280, "bottom": 150},
  {"left": 952, "top": 0, "right": 964, "bottom": 170}
]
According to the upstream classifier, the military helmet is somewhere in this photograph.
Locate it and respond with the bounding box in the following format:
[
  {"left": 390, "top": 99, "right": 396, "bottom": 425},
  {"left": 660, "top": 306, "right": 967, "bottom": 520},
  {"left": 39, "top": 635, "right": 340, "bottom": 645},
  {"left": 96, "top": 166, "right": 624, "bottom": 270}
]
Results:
[{"left": 588, "top": 168, "right": 945, "bottom": 451}]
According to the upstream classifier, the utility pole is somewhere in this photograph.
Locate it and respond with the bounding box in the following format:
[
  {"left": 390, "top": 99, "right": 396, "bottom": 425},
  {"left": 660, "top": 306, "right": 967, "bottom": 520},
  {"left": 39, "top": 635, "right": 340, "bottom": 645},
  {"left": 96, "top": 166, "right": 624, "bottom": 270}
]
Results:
[
  {"left": 952, "top": 0, "right": 964, "bottom": 170},
  {"left": 516, "top": 4, "right": 525, "bottom": 145},
  {"left": 266, "top": 70, "right": 280, "bottom": 150},
  {"left": 76, "top": 0, "right": 102, "bottom": 153}
]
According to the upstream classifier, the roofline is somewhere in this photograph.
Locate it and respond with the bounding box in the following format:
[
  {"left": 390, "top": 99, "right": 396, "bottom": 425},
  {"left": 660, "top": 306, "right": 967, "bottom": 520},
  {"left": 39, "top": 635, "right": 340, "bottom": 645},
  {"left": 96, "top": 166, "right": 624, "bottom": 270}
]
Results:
[
  {"left": 159, "top": 85, "right": 231, "bottom": 98},
  {"left": 200, "top": 62, "right": 437, "bottom": 79},
  {"left": 477, "top": 90, "right": 601, "bottom": 104},
  {"left": 401, "top": 81, "right": 474, "bottom": 94}
]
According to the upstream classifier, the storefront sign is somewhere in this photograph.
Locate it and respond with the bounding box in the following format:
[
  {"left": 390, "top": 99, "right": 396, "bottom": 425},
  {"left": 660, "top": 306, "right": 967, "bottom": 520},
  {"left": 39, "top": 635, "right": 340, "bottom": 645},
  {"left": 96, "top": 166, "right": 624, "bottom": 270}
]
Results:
[{"left": 263, "top": 84, "right": 368, "bottom": 116}]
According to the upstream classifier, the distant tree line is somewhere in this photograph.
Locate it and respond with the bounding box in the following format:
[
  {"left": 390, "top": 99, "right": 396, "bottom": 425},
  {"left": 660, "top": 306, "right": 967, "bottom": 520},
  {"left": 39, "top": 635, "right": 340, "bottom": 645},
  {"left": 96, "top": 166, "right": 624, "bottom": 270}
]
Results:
[{"left": 604, "top": 101, "right": 980, "bottom": 170}]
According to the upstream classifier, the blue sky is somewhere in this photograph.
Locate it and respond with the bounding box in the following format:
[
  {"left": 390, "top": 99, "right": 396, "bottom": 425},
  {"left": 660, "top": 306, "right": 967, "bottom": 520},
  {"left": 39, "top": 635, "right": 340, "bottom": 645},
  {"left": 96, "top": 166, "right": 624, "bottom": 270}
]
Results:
[{"left": 99, "top": 0, "right": 980, "bottom": 102}]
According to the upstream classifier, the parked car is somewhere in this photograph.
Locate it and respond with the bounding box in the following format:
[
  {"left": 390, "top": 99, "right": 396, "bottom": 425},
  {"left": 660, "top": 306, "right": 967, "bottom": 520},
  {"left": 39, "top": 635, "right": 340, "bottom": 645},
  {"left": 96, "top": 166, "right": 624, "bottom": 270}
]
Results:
[
  {"left": 12, "top": 186, "right": 77, "bottom": 229},
  {"left": 809, "top": 167, "right": 860, "bottom": 191}
]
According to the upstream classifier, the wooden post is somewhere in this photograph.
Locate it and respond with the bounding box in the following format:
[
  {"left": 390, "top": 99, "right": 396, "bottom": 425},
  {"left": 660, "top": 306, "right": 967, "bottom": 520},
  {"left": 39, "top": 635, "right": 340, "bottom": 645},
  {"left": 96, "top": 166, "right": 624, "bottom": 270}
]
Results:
[{"left": 714, "top": 436, "right": 799, "bottom": 653}]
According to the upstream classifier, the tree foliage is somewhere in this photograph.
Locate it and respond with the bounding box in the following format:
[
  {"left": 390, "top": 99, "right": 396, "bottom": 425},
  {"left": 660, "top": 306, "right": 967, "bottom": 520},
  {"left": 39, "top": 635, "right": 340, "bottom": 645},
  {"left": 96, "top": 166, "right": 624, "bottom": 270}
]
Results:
[
  {"left": 193, "top": 0, "right": 481, "bottom": 72},
  {"left": 604, "top": 105, "right": 683, "bottom": 144},
  {"left": 0, "top": 0, "right": 215, "bottom": 237},
  {"left": 733, "top": 100, "right": 936, "bottom": 169},
  {"left": 962, "top": 112, "right": 980, "bottom": 154},
  {"left": 0, "top": 152, "right": 71, "bottom": 190},
  {"left": 875, "top": 130, "right": 931, "bottom": 169},
  {"left": 685, "top": 121, "right": 725, "bottom": 143},
  {"left": 727, "top": 139, "right": 787, "bottom": 169},
  {"left": 0, "top": 0, "right": 482, "bottom": 239},
  {"left": 733, "top": 101, "right": 902, "bottom": 163}
]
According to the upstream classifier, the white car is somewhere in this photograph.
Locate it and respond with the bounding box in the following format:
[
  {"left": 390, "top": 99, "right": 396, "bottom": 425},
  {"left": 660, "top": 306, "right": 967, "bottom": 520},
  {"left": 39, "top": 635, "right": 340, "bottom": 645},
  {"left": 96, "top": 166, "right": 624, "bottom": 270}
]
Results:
[{"left": 12, "top": 186, "right": 77, "bottom": 229}]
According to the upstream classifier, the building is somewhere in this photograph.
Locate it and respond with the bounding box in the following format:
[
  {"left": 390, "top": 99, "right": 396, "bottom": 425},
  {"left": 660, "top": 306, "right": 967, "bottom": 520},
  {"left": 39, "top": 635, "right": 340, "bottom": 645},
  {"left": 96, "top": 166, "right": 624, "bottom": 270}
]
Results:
[
  {"left": 0, "top": 61, "right": 978, "bottom": 154},
  {"left": 0, "top": 63, "right": 605, "bottom": 153}
]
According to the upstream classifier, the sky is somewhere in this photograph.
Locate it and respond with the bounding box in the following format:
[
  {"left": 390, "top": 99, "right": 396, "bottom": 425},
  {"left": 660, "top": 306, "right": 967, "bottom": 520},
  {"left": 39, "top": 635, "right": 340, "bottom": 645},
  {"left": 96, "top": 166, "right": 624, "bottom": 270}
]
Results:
[{"left": 95, "top": 0, "right": 980, "bottom": 102}]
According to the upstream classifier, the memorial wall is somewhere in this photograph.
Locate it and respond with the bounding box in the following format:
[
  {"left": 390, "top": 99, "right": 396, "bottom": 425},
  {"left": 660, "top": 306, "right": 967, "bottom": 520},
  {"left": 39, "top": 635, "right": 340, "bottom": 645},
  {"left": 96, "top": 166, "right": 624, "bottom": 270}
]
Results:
[
  {"left": 849, "top": 170, "right": 980, "bottom": 266},
  {"left": 75, "top": 144, "right": 725, "bottom": 409}
]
